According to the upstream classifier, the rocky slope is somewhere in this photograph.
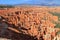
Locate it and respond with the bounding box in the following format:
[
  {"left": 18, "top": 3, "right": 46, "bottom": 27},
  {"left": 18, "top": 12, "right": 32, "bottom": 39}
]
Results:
[{"left": 0, "top": 6, "right": 60, "bottom": 40}]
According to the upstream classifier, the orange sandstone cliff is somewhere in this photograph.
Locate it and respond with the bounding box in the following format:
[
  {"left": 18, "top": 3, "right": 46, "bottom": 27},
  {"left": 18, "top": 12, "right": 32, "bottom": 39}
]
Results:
[{"left": 0, "top": 6, "right": 60, "bottom": 40}]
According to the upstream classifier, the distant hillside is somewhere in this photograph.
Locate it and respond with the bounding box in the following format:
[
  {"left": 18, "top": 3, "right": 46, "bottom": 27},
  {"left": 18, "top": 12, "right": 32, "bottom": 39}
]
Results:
[{"left": 0, "top": 5, "right": 14, "bottom": 8}]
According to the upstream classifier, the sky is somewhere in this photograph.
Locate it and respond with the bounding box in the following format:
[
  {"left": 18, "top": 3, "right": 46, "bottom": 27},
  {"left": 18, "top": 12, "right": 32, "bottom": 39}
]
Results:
[{"left": 0, "top": 0, "right": 60, "bottom": 5}]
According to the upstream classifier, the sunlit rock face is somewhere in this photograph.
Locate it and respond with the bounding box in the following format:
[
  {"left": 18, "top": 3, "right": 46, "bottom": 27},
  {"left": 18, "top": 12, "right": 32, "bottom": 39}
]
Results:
[{"left": 0, "top": 6, "right": 60, "bottom": 40}]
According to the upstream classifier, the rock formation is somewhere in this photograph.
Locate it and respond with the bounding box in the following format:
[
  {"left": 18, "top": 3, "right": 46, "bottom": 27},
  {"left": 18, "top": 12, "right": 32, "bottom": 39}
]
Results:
[{"left": 0, "top": 6, "right": 60, "bottom": 40}]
